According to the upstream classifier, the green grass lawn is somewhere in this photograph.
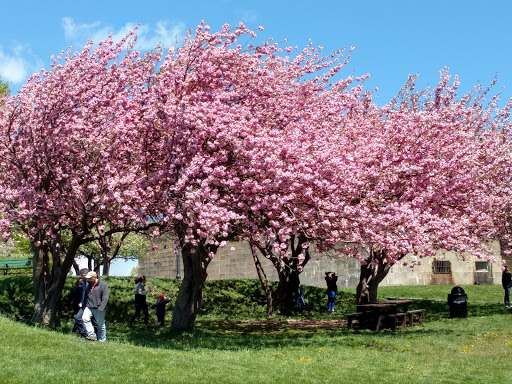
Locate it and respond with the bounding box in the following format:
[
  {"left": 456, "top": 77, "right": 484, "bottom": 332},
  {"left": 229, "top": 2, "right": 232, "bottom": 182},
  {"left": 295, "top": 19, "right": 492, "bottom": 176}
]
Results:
[{"left": 0, "top": 276, "right": 511, "bottom": 383}]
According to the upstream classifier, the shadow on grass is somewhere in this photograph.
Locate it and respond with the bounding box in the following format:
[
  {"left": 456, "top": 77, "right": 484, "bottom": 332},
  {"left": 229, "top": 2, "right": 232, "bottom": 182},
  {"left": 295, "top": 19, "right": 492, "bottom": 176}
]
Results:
[
  {"left": 406, "top": 298, "right": 510, "bottom": 322},
  {"left": 2, "top": 276, "right": 510, "bottom": 352},
  {"left": 104, "top": 319, "right": 476, "bottom": 352},
  {"left": 105, "top": 295, "right": 512, "bottom": 352}
]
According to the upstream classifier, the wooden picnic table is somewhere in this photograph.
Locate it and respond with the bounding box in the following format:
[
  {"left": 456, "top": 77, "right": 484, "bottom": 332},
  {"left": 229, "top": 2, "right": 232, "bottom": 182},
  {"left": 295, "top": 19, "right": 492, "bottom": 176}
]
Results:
[{"left": 356, "top": 300, "right": 414, "bottom": 330}]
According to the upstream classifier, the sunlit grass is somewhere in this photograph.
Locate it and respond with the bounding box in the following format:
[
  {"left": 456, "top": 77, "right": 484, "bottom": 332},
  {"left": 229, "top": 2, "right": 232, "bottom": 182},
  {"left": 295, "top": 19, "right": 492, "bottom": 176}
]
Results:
[{"left": 0, "top": 277, "right": 511, "bottom": 383}]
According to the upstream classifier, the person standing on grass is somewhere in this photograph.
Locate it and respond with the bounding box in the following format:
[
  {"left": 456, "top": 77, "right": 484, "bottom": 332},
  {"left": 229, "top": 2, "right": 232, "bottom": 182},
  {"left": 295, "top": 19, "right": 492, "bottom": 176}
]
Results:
[
  {"left": 128, "top": 276, "right": 151, "bottom": 328},
  {"left": 325, "top": 272, "right": 338, "bottom": 312},
  {"left": 502, "top": 266, "right": 512, "bottom": 308},
  {"left": 151, "top": 294, "right": 172, "bottom": 329},
  {"left": 290, "top": 265, "right": 306, "bottom": 310},
  {"left": 68, "top": 277, "right": 83, "bottom": 333},
  {"left": 82, "top": 271, "right": 109, "bottom": 341},
  {"left": 73, "top": 268, "right": 90, "bottom": 337}
]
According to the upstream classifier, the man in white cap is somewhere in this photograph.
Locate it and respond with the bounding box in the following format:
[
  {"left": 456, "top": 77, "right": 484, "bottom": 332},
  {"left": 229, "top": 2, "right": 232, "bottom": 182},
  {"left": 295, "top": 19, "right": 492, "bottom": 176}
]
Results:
[{"left": 82, "top": 271, "right": 110, "bottom": 341}]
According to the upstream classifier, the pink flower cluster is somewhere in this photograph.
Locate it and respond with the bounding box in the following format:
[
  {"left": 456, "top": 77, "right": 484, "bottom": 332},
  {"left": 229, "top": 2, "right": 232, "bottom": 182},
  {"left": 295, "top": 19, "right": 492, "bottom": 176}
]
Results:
[{"left": 0, "top": 23, "right": 511, "bottom": 270}]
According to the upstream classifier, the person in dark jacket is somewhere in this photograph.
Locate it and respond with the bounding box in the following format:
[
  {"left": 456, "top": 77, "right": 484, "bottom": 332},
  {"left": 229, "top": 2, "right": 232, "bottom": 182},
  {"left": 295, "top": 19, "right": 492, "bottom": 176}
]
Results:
[
  {"left": 502, "top": 266, "right": 512, "bottom": 308},
  {"left": 73, "top": 268, "right": 91, "bottom": 338},
  {"left": 151, "top": 294, "right": 172, "bottom": 329},
  {"left": 325, "top": 272, "right": 338, "bottom": 312},
  {"left": 128, "top": 275, "right": 151, "bottom": 328},
  {"left": 69, "top": 277, "right": 83, "bottom": 315},
  {"left": 82, "top": 271, "right": 109, "bottom": 341},
  {"left": 290, "top": 265, "right": 306, "bottom": 310},
  {"left": 68, "top": 277, "right": 83, "bottom": 333}
]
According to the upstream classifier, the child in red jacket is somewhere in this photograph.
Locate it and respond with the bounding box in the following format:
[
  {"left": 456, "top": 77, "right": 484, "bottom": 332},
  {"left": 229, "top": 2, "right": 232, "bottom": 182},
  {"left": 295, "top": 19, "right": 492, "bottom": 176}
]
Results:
[{"left": 151, "top": 294, "right": 172, "bottom": 329}]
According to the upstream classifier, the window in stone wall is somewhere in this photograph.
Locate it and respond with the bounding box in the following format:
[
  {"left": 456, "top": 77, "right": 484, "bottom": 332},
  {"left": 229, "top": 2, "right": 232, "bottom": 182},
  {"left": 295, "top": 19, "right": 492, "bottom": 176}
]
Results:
[
  {"left": 433, "top": 260, "right": 451, "bottom": 274},
  {"left": 475, "top": 261, "right": 490, "bottom": 272}
]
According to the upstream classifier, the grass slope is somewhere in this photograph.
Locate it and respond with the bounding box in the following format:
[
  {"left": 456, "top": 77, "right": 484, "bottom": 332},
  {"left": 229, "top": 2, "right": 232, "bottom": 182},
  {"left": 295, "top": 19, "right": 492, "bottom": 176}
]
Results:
[{"left": 0, "top": 276, "right": 511, "bottom": 383}]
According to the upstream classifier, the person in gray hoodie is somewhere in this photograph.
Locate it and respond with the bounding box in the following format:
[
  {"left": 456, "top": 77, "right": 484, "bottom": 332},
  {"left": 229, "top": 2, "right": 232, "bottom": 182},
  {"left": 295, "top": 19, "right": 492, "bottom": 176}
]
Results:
[
  {"left": 82, "top": 271, "right": 109, "bottom": 341},
  {"left": 128, "top": 275, "right": 151, "bottom": 328}
]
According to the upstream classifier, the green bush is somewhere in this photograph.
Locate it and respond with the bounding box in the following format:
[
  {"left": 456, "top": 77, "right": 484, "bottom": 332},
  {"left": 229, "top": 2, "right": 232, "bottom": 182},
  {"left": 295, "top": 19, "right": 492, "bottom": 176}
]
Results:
[
  {"left": 3, "top": 275, "right": 508, "bottom": 328},
  {"left": 1, "top": 276, "right": 350, "bottom": 324},
  {"left": 0, "top": 276, "right": 33, "bottom": 321}
]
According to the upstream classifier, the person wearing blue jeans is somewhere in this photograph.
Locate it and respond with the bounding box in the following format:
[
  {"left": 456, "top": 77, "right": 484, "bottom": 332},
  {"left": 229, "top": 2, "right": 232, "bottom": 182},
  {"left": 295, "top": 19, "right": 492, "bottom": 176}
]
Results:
[
  {"left": 502, "top": 266, "right": 512, "bottom": 308},
  {"left": 290, "top": 266, "right": 306, "bottom": 310},
  {"left": 83, "top": 271, "right": 109, "bottom": 341},
  {"left": 325, "top": 272, "right": 338, "bottom": 312}
]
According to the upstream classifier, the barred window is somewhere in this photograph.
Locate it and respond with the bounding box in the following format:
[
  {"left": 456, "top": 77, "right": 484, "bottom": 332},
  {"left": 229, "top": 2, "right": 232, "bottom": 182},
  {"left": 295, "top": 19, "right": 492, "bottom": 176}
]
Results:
[
  {"left": 475, "top": 261, "right": 490, "bottom": 272},
  {"left": 433, "top": 261, "right": 451, "bottom": 274}
]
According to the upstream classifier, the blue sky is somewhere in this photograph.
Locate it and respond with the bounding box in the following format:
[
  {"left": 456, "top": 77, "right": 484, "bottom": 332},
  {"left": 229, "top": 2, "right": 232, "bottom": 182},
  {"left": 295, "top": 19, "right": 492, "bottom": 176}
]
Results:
[
  {"left": 73, "top": 257, "right": 137, "bottom": 277},
  {"left": 2, "top": 0, "right": 512, "bottom": 105}
]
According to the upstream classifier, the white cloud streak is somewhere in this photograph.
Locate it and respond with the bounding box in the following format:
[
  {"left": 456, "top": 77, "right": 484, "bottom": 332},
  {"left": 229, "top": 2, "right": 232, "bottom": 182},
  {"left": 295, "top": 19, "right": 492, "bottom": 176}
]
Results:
[
  {"left": 62, "top": 17, "right": 185, "bottom": 51},
  {"left": 0, "top": 45, "right": 43, "bottom": 85},
  {"left": 0, "top": 18, "right": 185, "bottom": 88}
]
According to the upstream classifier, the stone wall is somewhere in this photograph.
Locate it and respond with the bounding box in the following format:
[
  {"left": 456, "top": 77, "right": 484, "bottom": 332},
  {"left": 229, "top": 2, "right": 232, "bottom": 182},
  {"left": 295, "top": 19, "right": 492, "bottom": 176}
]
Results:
[{"left": 139, "top": 239, "right": 503, "bottom": 288}]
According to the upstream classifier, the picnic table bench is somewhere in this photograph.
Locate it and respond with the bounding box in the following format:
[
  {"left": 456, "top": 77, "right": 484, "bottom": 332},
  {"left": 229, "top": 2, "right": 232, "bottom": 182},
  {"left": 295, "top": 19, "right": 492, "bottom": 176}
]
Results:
[
  {"left": 345, "top": 300, "right": 425, "bottom": 331},
  {"left": 344, "top": 312, "right": 362, "bottom": 330},
  {"left": 406, "top": 309, "right": 425, "bottom": 326},
  {"left": 2, "top": 257, "right": 33, "bottom": 275}
]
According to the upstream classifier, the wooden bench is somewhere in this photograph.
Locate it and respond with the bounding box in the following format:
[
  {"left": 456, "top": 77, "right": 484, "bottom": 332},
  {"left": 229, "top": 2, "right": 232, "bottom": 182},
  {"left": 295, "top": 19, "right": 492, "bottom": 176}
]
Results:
[
  {"left": 344, "top": 312, "right": 362, "bottom": 329},
  {"left": 407, "top": 309, "right": 425, "bottom": 327},
  {"left": 2, "top": 257, "right": 33, "bottom": 275},
  {"left": 387, "top": 312, "right": 408, "bottom": 331}
]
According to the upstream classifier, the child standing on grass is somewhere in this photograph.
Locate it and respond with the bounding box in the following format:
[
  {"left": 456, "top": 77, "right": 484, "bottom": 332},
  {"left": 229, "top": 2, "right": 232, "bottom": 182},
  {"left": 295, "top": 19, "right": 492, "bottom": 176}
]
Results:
[{"left": 151, "top": 294, "right": 171, "bottom": 329}]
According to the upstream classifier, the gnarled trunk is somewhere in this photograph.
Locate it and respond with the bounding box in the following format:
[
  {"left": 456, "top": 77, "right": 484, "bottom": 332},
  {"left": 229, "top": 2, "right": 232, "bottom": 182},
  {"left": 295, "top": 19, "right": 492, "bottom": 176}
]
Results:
[
  {"left": 170, "top": 242, "right": 211, "bottom": 331},
  {"left": 32, "top": 237, "right": 50, "bottom": 324},
  {"left": 32, "top": 232, "right": 81, "bottom": 325},
  {"left": 250, "top": 242, "right": 273, "bottom": 317},
  {"left": 102, "top": 258, "right": 111, "bottom": 276},
  {"left": 257, "top": 234, "right": 310, "bottom": 315},
  {"left": 356, "top": 250, "right": 402, "bottom": 305},
  {"left": 99, "top": 231, "right": 128, "bottom": 277}
]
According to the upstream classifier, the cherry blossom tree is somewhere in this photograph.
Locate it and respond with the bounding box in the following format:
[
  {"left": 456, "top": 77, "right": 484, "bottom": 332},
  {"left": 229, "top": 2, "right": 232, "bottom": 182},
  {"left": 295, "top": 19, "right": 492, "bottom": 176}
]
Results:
[
  {"left": 239, "top": 81, "right": 372, "bottom": 315},
  {"left": 3, "top": 19, "right": 510, "bottom": 330},
  {"left": 323, "top": 71, "right": 512, "bottom": 304},
  {"left": 149, "top": 21, "right": 367, "bottom": 329},
  {"left": 0, "top": 33, "right": 162, "bottom": 325}
]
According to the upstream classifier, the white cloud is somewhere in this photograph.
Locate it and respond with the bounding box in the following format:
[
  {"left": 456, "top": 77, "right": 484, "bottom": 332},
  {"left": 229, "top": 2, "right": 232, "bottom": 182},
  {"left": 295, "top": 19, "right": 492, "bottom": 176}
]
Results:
[
  {"left": 0, "top": 18, "right": 186, "bottom": 88},
  {"left": 235, "top": 9, "right": 259, "bottom": 24},
  {"left": 0, "top": 45, "right": 43, "bottom": 85},
  {"left": 62, "top": 17, "right": 186, "bottom": 51},
  {"left": 0, "top": 50, "right": 27, "bottom": 83},
  {"left": 62, "top": 17, "right": 102, "bottom": 42},
  {"left": 136, "top": 21, "right": 185, "bottom": 50}
]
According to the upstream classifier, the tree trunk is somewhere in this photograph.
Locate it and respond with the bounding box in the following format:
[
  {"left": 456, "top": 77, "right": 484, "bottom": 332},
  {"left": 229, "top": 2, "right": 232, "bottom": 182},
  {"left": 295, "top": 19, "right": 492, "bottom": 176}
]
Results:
[
  {"left": 250, "top": 242, "right": 273, "bottom": 317},
  {"left": 355, "top": 250, "right": 398, "bottom": 305},
  {"left": 170, "top": 242, "right": 209, "bottom": 331},
  {"left": 99, "top": 231, "right": 127, "bottom": 277},
  {"left": 102, "top": 257, "right": 111, "bottom": 277},
  {"left": 32, "top": 236, "right": 50, "bottom": 324},
  {"left": 32, "top": 232, "right": 82, "bottom": 325},
  {"left": 356, "top": 263, "right": 372, "bottom": 305},
  {"left": 276, "top": 271, "right": 295, "bottom": 315},
  {"left": 72, "top": 259, "right": 80, "bottom": 275},
  {"left": 260, "top": 234, "right": 310, "bottom": 315}
]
